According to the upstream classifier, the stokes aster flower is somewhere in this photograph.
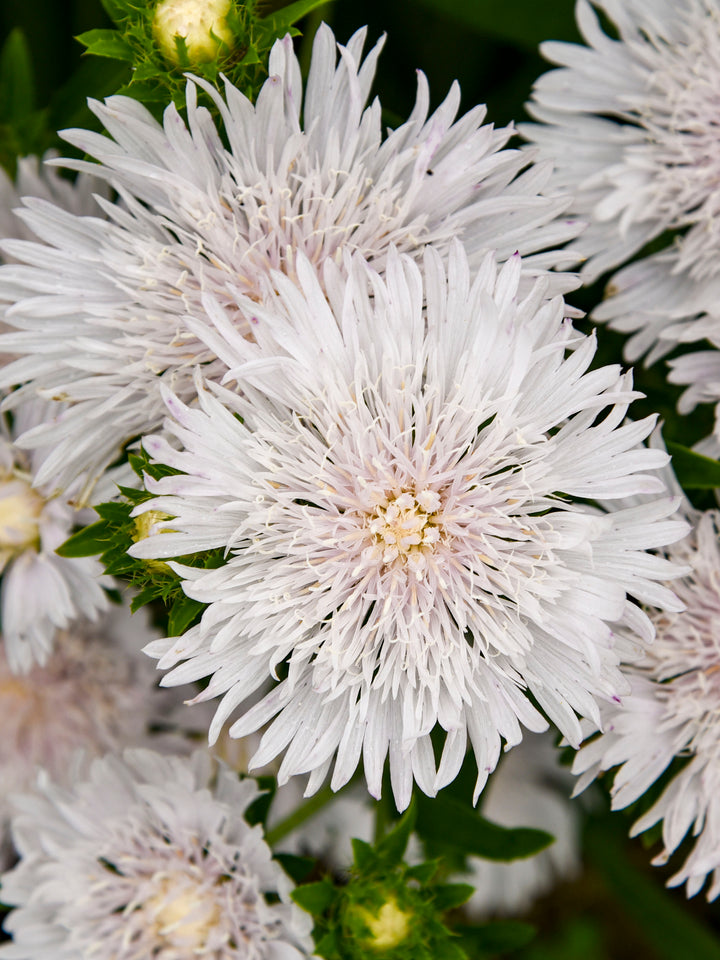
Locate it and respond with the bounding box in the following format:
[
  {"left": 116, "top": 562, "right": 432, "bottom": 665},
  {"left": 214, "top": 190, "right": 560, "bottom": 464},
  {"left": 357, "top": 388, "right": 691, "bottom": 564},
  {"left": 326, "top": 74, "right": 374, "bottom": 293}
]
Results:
[
  {"left": 573, "top": 499, "right": 720, "bottom": 900},
  {"left": 0, "top": 152, "right": 109, "bottom": 256},
  {"left": 0, "top": 25, "right": 579, "bottom": 498},
  {"left": 0, "top": 398, "right": 110, "bottom": 672},
  {"left": 129, "top": 244, "right": 686, "bottom": 809},
  {"left": 0, "top": 749, "right": 312, "bottom": 959},
  {"left": 522, "top": 0, "right": 720, "bottom": 450},
  {"left": 0, "top": 602, "right": 169, "bottom": 866}
]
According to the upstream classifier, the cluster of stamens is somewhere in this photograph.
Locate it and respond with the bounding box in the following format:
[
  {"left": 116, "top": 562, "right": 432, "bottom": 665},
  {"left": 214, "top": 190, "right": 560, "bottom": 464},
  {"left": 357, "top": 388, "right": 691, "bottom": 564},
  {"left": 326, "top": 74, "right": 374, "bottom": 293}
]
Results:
[
  {"left": 364, "top": 489, "right": 442, "bottom": 577},
  {"left": 0, "top": 470, "right": 43, "bottom": 569}
]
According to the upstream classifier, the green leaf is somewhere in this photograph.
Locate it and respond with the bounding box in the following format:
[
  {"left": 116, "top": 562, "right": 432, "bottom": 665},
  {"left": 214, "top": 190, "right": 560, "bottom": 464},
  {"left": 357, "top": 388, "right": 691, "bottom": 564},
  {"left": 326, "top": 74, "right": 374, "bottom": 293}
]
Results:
[
  {"left": 56, "top": 519, "right": 110, "bottom": 558},
  {"left": 290, "top": 879, "right": 336, "bottom": 915},
  {"left": 416, "top": 794, "right": 554, "bottom": 862},
  {"left": 456, "top": 921, "right": 536, "bottom": 955},
  {"left": 405, "top": 860, "right": 440, "bottom": 885},
  {"left": 258, "top": 0, "right": 333, "bottom": 33},
  {"left": 350, "top": 837, "right": 376, "bottom": 872},
  {"left": 244, "top": 775, "right": 275, "bottom": 827},
  {"left": 167, "top": 594, "right": 205, "bottom": 636},
  {"left": 0, "top": 29, "right": 35, "bottom": 125},
  {"left": 76, "top": 29, "right": 135, "bottom": 62},
  {"left": 375, "top": 799, "right": 417, "bottom": 866},
  {"left": 239, "top": 43, "right": 262, "bottom": 66},
  {"left": 666, "top": 441, "right": 720, "bottom": 489},
  {"left": 274, "top": 853, "right": 315, "bottom": 883},
  {"left": 429, "top": 883, "right": 475, "bottom": 912},
  {"left": 586, "top": 821, "right": 720, "bottom": 960},
  {"left": 100, "top": 0, "right": 135, "bottom": 21},
  {"left": 313, "top": 929, "right": 341, "bottom": 959},
  {"left": 433, "top": 940, "right": 469, "bottom": 960}
]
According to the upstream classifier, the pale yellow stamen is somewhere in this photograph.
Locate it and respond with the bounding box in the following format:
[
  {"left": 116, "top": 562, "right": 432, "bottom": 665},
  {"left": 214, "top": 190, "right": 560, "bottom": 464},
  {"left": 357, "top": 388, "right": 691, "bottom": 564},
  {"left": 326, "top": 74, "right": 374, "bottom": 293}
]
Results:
[
  {"left": 367, "top": 489, "right": 441, "bottom": 575},
  {"left": 147, "top": 875, "right": 221, "bottom": 949},
  {"left": 0, "top": 475, "right": 43, "bottom": 569}
]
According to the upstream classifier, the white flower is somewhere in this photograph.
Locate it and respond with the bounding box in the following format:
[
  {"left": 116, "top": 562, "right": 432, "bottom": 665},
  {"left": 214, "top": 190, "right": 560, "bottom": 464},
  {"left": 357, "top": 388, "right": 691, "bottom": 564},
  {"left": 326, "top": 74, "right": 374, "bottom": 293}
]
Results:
[
  {"left": 0, "top": 152, "right": 109, "bottom": 257},
  {"left": 464, "top": 732, "right": 580, "bottom": 917},
  {"left": 573, "top": 499, "right": 720, "bottom": 900},
  {"left": 0, "top": 398, "right": 111, "bottom": 672},
  {"left": 0, "top": 601, "right": 175, "bottom": 866},
  {"left": 129, "top": 243, "right": 686, "bottom": 810},
  {"left": 0, "top": 749, "right": 312, "bottom": 959},
  {"left": 0, "top": 24, "right": 579, "bottom": 497},
  {"left": 522, "top": 0, "right": 720, "bottom": 448}
]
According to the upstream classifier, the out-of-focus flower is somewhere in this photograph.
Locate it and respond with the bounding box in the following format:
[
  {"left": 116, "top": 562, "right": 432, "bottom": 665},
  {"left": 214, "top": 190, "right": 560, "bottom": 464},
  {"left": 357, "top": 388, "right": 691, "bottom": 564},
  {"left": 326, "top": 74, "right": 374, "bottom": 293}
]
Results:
[
  {"left": 0, "top": 749, "right": 313, "bottom": 959},
  {"left": 573, "top": 452, "right": 720, "bottom": 900},
  {"left": 0, "top": 397, "right": 110, "bottom": 672},
  {"left": 0, "top": 601, "right": 173, "bottom": 866},
  {"left": 522, "top": 0, "right": 720, "bottom": 452}
]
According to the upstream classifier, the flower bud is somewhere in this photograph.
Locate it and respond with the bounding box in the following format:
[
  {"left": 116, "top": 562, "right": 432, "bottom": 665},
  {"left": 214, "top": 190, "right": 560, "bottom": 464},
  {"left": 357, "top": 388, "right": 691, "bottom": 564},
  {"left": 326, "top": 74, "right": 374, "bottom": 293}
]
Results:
[{"left": 153, "top": 0, "right": 234, "bottom": 66}]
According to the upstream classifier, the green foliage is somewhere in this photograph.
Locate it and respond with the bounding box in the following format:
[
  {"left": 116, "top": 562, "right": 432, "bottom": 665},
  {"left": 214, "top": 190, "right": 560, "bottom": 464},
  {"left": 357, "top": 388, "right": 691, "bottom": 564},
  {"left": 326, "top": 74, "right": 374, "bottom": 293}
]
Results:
[
  {"left": 56, "top": 447, "right": 220, "bottom": 633},
  {"left": 413, "top": 0, "right": 579, "bottom": 49},
  {"left": 455, "top": 921, "right": 537, "bottom": 957},
  {"left": 666, "top": 441, "right": 720, "bottom": 489},
  {"left": 75, "top": 0, "right": 332, "bottom": 117},
  {"left": 274, "top": 852, "right": 316, "bottom": 884},
  {"left": 0, "top": 29, "right": 54, "bottom": 175},
  {"left": 75, "top": 28, "right": 134, "bottom": 61},
  {"left": 243, "top": 774, "right": 277, "bottom": 827},
  {"left": 290, "top": 802, "right": 536, "bottom": 960},
  {"left": 415, "top": 792, "right": 554, "bottom": 863},
  {"left": 585, "top": 820, "right": 720, "bottom": 960}
]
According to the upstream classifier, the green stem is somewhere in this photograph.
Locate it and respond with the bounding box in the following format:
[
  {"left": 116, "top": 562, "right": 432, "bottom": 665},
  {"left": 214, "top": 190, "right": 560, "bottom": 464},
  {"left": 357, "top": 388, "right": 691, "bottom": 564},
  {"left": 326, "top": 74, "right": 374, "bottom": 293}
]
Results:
[{"left": 265, "top": 786, "right": 337, "bottom": 847}]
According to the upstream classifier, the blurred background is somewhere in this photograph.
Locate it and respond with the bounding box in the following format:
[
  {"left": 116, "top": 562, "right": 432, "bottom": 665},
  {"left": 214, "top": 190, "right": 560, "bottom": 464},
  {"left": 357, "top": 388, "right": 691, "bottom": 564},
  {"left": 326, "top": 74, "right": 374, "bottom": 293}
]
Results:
[{"left": 1, "top": 1, "right": 719, "bottom": 957}]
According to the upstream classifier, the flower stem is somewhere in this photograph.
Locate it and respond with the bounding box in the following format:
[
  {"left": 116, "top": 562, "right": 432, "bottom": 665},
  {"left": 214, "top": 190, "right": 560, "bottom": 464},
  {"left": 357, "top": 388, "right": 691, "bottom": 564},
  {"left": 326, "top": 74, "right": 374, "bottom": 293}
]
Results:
[{"left": 265, "top": 786, "right": 337, "bottom": 846}]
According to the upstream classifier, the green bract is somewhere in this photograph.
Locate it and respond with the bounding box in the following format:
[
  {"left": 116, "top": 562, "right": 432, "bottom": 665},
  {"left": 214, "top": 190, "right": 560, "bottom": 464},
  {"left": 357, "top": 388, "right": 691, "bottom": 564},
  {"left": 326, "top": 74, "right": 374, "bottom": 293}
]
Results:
[
  {"left": 76, "top": 0, "right": 330, "bottom": 113},
  {"left": 290, "top": 803, "right": 535, "bottom": 960},
  {"left": 56, "top": 448, "right": 215, "bottom": 635}
]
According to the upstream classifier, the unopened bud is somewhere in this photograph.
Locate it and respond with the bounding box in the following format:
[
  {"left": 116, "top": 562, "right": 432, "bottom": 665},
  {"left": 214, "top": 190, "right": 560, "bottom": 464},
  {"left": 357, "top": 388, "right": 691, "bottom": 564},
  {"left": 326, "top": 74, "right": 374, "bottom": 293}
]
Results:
[{"left": 153, "top": 0, "right": 234, "bottom": 66}]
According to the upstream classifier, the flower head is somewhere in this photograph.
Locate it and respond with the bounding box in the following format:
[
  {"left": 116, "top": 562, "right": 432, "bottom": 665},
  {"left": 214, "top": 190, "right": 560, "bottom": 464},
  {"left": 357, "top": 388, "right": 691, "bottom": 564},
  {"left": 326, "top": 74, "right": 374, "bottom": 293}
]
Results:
[
  {"left": 0, "top": 601, "right": 174, "bottom": 865},
  {"left": 0, "top": 25, "right": 578, "bottom": 498},
  {"left": 130, "top": 243, "right": 686, "bottom": 809},
  {"left": 0, "top": 749, "right": 312, "bottom": 958},
  {"left": 573, "top": 493, "right": 720, "bottom": 899},
  {"left": 0, "top": 398, "right": 110, "bottom": 672},
  {"left": 0, "top": 152, "right": 109, "bottom": 257},
  {"left": 522, "top": 0, "right": 720, "bottom": 448}
]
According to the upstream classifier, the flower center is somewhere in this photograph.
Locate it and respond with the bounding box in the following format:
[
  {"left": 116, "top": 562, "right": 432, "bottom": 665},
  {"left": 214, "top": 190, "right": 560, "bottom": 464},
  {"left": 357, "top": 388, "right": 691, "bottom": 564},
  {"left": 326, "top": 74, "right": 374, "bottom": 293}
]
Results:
[
  {"left": 0, "top": 474, "right": 43, "bottom": 565},
  {"left": 367, "top": 489, "right": 441, "bottom": 573},
  {"left": 147, "top": 873, "right": 222, "bottom": 951}
]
